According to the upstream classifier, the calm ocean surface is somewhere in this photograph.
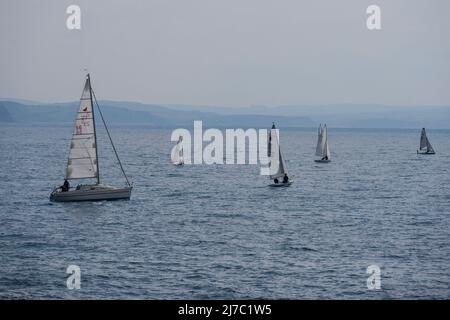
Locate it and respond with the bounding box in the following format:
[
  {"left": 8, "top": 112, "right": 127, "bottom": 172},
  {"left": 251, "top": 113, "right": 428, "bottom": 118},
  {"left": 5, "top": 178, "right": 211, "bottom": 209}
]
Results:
[{"left": 0, "top": 124, "right": 449, "bottom": 299}]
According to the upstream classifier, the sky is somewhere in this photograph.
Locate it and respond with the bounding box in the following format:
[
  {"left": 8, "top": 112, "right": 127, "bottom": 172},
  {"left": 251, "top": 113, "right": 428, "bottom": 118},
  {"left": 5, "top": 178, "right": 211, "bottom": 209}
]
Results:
[{"left": 0, "top": 0, "right": 449, "bottom": 107}]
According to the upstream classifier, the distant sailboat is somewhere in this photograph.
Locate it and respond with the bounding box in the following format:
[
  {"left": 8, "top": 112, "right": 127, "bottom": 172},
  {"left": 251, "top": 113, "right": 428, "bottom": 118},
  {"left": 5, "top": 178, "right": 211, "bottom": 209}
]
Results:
[
  {"left": 268, "top": 123, "right": 292, "bottom": 187},
  {"left": 417, "top": 128, "right": 435, "bottom": 155},
  {"left": 50, "top": 74, "right": 132, "bottom": 202},
  {"left": 315, "top": 124, "right": 331, "bottom": 163},
  {"left": 172, "top": 136, "right": 184, "bottom": 166}
]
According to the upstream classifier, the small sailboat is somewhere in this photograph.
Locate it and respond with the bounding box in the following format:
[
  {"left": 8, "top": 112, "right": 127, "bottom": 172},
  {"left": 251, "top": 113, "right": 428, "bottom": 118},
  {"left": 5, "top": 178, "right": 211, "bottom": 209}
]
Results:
[
  {"left": 172, "top": 136, "right": 184, "bottom": 166},
  {"left": 417, "top": 128, "right": 435, "bottom": 155},
  {"left": 50, "top": 74, "right": 132, "bottom": 202},
  {"left": 314, "top": 124, "right": 331, "bottom": 163},
  {"left": 268, "top": 123, "right": 292, "bottom": 187}
]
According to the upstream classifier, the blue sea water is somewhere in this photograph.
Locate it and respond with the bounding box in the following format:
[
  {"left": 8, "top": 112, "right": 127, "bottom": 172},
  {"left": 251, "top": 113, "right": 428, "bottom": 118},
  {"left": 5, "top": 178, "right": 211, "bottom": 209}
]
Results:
[{"left": 0, "top": 123, "right": 449, "bottom": 299}]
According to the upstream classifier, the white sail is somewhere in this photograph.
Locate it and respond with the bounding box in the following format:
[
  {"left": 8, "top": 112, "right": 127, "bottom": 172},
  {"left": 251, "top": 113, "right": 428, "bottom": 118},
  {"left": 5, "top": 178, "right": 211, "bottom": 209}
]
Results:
[
  {"left": 426, "top": 139, "right": 435, "bottom": 153},
  {"left": 420, "top": 128, "right": 428, "bottom": 150},
  {"left": 172, "top": 136, "right": 184, "bottom": 164},
  {"left": 66, "top": 77, "right": 98, "bottom": 180},
  {"left": 268, "top": 128, "right": 287, "bottom": 179},
  {"left": 323, "top": 125, "right": 330, "bottom": 159},
  {"left": 325, "top": 141, "right": 330, "bottom": 159},
  {"left": 315, "top": 124, "right": 323, "bottom": 156},
  {"left": 278, "top": 148, "right": 288, "bottom": 177}
]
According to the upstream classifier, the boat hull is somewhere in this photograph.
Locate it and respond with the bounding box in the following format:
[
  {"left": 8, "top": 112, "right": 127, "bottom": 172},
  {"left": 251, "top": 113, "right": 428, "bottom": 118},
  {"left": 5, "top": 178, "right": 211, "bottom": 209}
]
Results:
[
  {"left": 50, "top": 185, "right": 132, "bottom": 202},
  {"left": 269, "top": 181, "right": 293, "bottom": 187},
  {"left": 417, "top": 151, "right": 435, "bottom": 155},
  {"left": 315, "top": 159, "right": 331, "bottom": 163}
]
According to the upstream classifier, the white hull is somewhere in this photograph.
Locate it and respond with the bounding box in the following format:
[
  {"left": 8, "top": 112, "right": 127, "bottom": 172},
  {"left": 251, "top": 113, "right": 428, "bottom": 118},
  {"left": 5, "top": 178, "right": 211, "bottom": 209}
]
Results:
[
  {"left": 269, "top": 181, "right": 293, "bottom": 187},
  {"left": 50, "top": 184, "right": 132, "bottom": 202}
]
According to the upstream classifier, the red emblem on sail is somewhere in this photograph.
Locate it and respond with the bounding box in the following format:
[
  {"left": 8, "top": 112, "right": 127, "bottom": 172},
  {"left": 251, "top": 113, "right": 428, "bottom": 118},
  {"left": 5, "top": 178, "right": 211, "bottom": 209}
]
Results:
[{"left": 83, "top": 107, "right": 88, "bottom": 112}]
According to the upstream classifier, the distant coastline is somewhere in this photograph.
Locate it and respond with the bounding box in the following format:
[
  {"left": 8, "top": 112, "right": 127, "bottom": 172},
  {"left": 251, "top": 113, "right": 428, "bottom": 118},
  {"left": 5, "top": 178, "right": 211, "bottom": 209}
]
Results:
[{"left": 1, "top": 99, "right": 450, "bottom": 129}]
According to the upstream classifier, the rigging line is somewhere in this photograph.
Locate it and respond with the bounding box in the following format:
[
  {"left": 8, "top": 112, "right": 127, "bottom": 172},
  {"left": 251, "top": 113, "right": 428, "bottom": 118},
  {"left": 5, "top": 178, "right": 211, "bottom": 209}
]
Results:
[{"left": 91, "top": 88, "right": 131, "bottom": 187}]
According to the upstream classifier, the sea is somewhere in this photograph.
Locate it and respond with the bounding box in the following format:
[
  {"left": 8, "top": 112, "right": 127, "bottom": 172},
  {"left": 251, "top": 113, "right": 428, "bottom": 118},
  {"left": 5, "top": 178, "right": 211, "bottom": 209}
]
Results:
[{"left": 0, "top": 123, "right": 449, "bottom": 299}]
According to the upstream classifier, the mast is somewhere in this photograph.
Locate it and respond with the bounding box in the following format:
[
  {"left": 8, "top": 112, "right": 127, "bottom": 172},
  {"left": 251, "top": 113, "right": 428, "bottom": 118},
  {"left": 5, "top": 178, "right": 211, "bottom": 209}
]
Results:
[{"left": 87, "top": 73, "right": 100, "bottom": 185}]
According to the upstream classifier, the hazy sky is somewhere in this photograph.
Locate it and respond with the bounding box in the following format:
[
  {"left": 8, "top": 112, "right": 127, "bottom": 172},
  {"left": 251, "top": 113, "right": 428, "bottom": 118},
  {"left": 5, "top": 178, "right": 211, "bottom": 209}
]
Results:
[{"left": 1, "top": 0, "right": 449, "bottom": 107}]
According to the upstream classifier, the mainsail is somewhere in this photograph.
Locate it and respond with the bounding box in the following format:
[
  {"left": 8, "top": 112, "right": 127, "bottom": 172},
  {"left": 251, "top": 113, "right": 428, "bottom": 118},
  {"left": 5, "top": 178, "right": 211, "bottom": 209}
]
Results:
[
  {"left": 420, "top": 128, "right": 434, "bottom": 153},
  {"left": 268, "top": 128, "right": 287, "bottom": 179},
  {"left": 66, "top": 77, "right": 98, "bottom": 180},
  {"left": 315, "top": 124, "right": 323, "bottom": 157}
]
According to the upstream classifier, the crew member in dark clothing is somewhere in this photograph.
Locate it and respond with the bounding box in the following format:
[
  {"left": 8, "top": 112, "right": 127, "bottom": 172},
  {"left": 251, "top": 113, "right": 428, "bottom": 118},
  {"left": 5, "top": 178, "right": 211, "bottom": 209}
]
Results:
[
  {"left": 283, "top": 174, "right": 289, "bottom": 183},
  {"left": 274, "top": 178, "right": 279, "bottom": 184},
  {"left": 61, "top": 179, "right": 70, "bottom": 192}
]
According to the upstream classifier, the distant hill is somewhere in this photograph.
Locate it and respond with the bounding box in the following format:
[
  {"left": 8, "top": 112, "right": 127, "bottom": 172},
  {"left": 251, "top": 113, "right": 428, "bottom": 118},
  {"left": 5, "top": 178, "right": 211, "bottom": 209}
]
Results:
[
  {"left": 1, "top": 99, "right": 449, "bottom": 128},
  {"left": 0, "top": 98, "right": 44, "bottom": 105},
  {"left": 162, "top": 103, "right": 450, "bottom": 129},
  {"left": 0, "top": 100, "right": 313, "bottom": 128},
  {"left": 0, "top": 104, "right": 13, "bottom": 122},
  {"left": 0, "top": 101, "right": 165, "bottom": 125}
]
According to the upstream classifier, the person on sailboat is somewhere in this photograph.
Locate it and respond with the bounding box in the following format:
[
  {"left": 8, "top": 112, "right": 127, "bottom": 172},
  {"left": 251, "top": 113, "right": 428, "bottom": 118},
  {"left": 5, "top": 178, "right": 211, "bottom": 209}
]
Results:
[
  {"left": 321, "top": 155, "right": 329, "bottom": 161},
  {"left": 274, "top": 178, "right": 279, "bottom": 184},
  {"left": 283, "top": 173, "right": 289, "bottom": 183},
  {"left": 61, "top": 179, "right": 70, "bottom": 192}
]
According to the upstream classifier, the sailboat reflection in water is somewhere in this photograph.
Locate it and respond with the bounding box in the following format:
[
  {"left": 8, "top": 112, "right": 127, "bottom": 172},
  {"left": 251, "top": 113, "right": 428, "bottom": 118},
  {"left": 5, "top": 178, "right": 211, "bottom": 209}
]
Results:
[{"left": 50, "top": 74, "right": 132, "bottom": 202}]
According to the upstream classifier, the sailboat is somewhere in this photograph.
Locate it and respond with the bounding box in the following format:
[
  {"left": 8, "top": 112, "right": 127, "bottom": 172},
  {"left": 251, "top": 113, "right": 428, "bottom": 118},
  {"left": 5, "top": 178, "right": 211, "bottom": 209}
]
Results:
[
  {"left": 268, "top": 123, "right": 292, "bottom": 187},
  {"left": 172, "top": 136, "right": 184, "bottom": 166},
  {"left": 417, "top": 128, "right": 435, "bottom": 155},
  {"left": 314, "top": 124, "right": 331, "bottom": 163},
  {"left": 50, "top": 74, "right": 132, "bottom": 202}
]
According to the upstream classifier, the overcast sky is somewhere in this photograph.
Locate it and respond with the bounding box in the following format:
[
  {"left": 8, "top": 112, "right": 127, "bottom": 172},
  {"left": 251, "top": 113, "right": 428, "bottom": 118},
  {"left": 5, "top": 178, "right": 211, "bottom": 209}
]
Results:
[{"left": 1, "top": 0, "right": 449, "bottom": 107}]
